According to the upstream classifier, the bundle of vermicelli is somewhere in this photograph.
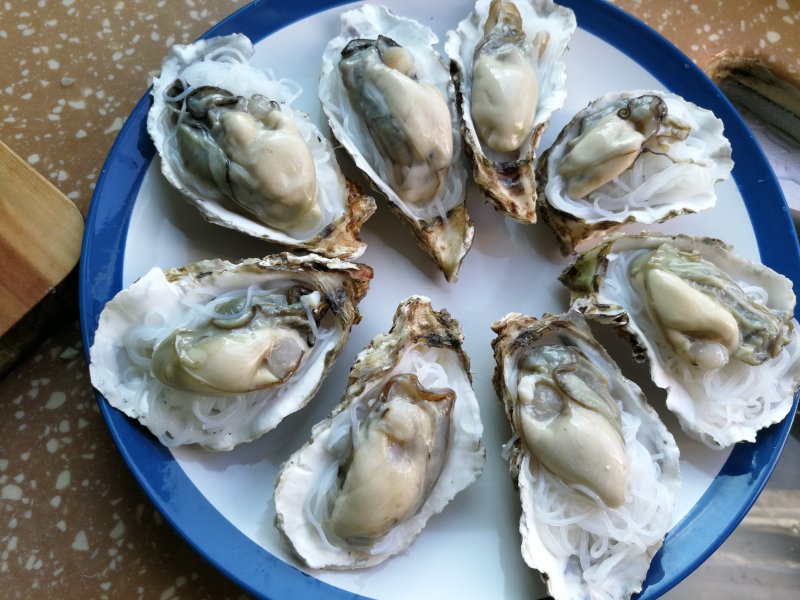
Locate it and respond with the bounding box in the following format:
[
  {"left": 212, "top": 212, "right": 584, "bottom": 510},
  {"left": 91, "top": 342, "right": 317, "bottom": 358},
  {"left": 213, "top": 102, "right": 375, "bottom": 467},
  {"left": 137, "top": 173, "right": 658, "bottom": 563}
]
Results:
[
  {"left": 602, "top": 244, "right": 800, "bottom": 448},
  {"left": 113, "top": 282, "right": 331, "bottom": 446},
  {"left": 537, "top": 90, "right": 733, "bottom": 252},
  {"left": 588, "top": 156, "right": 714, "bottom": 219},
  {"left": 303, "top": 347, "right": 451, "bottom": 555},
  {"left": 492, "top": 311, "right": 681, "bottom": 600},
  {"left": 89, "top": 254, "right": 372, "bottom": 451},
  {"left": 275, "top": 296, "right": 485, "bottom": 570},
  {"left": 523, "top": 409, "right": 673, "bottom": 599},
  {"left": 147, "top": 33, "right": 376, "bottom": 258}
]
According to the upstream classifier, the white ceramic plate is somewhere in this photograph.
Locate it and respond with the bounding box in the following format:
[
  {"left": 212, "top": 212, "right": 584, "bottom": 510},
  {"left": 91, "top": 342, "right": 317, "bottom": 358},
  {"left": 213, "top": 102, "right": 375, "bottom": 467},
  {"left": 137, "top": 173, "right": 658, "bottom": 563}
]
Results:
[{"left": 80, "top": 1, "right": 800, "bottom": 598}]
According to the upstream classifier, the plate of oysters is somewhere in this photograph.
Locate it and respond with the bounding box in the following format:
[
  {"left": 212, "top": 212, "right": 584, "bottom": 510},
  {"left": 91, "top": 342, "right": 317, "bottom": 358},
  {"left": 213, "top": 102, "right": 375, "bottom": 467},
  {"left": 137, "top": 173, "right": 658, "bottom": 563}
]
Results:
[{"left": 79, "top": 0, "right": 800, "bottom": 598}]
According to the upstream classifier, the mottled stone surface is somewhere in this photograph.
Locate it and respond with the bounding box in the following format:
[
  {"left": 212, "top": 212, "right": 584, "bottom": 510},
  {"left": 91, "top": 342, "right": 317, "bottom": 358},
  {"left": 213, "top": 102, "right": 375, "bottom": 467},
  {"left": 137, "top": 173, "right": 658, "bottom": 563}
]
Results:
[
  {"left": 0, "top": 321, "right": 251, "bottom": 599},
  {"left": 612, "top": 0, "right": 800, "bottom": 84},
  {"left": 0, "top": 0, "right": 248, "bottom": 215}
]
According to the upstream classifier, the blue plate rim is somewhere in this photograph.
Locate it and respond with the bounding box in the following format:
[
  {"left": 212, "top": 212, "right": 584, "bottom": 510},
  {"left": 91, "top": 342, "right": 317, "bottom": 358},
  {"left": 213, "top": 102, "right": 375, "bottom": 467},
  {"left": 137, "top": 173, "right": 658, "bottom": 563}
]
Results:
[{"left": 78, "top": 1, "right": 800, "bottom": 599}]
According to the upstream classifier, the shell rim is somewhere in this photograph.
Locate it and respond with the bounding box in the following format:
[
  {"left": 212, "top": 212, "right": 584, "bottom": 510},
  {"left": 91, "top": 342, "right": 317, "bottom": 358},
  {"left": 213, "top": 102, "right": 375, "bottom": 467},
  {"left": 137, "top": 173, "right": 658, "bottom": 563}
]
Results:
[{"left": 77, "top": 1, "right": 800, "bottom": 600}]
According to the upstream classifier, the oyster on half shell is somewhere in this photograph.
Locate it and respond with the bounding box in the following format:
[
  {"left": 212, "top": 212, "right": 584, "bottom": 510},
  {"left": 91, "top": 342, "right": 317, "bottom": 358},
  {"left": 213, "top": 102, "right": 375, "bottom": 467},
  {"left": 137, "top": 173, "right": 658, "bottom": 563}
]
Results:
[
  {"left": 538, "top": 90, "right": 733, "bottom": 253},
  {"left": 492, "top": 311, "right": 680, "bottom": 600},
  {"left": 88, "top": 253, "right": 372, "bottom": 450},
  {"left": 148, "top": 34, "right": 375, "bottom": 259},
  {"left": 446, "top": 0, "right": 575, "bottom": 223},
  {"left": 560, "top": 232, "right": 800, "bottom": 448},
  {"left": 320, "top": 5, "right": 474, "bottom": 281},
  {"left": 274, "top": 296, "right": 485, "bottom": 569}
]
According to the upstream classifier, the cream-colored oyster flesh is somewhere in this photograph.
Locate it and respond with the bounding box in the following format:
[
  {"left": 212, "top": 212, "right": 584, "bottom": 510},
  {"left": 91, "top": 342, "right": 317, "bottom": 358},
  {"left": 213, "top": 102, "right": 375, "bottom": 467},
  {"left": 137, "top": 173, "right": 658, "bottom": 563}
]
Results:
[
  {"left": 274, "top": 296, "right": 485, "bottom": 569},
  {"left": 515, "top": 344, "right": 630, "bottom": 508},
  {"left": 88, "top": 253, "right": 372, "bottom": 450},
  {"left": 557, "top": 95, "right": 690, "bottom": 199},
  {"left": 492, "top": 311, "right": 680, "bottom": 600},
  {"left": 470, "top": 0, "right": 540, "bottom": 154},
  {"left": 320, "top": 5, "right": 474, "bottom": 281},
  {"left": 147, "top": 33, "right": 375, "bottom": 259},
  {"left": 538, "top": 90, "right": 733, "bottom": 253},
  {"left": 339, "top": 36, "right": 454, "bottom": 207},
  {"left": 446, "top": 0, "right": 575, "bottom": 223},
  {"left": 560, "top": 232, "right": 800, "bottom": 448}
]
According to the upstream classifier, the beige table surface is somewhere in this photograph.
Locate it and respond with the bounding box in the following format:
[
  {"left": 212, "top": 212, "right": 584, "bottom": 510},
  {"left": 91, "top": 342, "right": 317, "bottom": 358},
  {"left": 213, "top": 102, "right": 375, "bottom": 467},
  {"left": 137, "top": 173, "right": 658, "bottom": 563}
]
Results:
[{"left": 1, "top": 1, "right": 798, "bottom": 599}]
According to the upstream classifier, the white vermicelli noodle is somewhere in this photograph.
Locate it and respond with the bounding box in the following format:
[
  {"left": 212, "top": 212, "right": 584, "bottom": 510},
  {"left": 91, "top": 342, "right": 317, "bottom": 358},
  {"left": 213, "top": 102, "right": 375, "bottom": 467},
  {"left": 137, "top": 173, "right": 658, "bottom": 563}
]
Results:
[
  {"left": 603, "top": 249, "right": 800, "bottom": 447},
  {"left": 525, "top": 409, "right": 672, "bottom": 596},
  {"left": 301, "top": 345, "right": 453, "bottom": 555},
  {"left": 116, "top": 283, "right": 334, "bottom": 448},
  {"left": 205, "top": 45, "right": 248, "bottom": 66},
  {"left": 191, "top": 396, "right": 247, "bottom": 431}
]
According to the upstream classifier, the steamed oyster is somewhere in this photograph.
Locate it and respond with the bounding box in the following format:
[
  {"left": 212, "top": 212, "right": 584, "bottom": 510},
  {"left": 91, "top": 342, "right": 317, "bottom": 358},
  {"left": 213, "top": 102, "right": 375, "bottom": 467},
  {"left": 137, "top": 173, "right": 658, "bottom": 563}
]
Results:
[
  {"left": 538, "top": 90, "right": 734, "bottom": 253},
  {"left": 148, "top": 34, "right": 375, "bottom": 258},
  {"left": 89, "top": 253, "right": 371, "bottom": 450},
  {"left": 560, "top": 233, "right": 800, "bottom": 448},
  {"left": 274, "top": 296, "right": 485, "bottom": 569},
  {"left": 446, "top": 0, "right": 575, "bottom": 223},
  {"left": 492, "top": 311, "right": 680, "bottom": 600},
  {"left": 320, "top": 5, "right": 474, "bottom": 281}
]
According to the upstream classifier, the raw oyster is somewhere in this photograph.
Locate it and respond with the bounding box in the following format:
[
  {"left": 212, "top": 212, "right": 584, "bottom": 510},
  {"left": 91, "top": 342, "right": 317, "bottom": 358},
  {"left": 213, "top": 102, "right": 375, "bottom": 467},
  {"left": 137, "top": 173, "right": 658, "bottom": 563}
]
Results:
[
  {"left": 446, "top": 0, "right": 575, "bottom": 223},
  {"left": 148, "top": 34, "right": 375, "bottom": 258},
  {"left": 560, "top": 232, "right": 800, "bottom": 448},
  {"left": 320, "top": 5, "right": 474, "bottom": 281},
  {"left": 274, "top": 296, "right": 485, "bottom": 569},
  {"left": 492, "top": 311, "right": 680, "bottom": 600},
  {"left": 88, "top": 253, "right": 371, "bottom": 450},
  {"left": 538, "top": 90, "right": 734, "bottom": 253}
]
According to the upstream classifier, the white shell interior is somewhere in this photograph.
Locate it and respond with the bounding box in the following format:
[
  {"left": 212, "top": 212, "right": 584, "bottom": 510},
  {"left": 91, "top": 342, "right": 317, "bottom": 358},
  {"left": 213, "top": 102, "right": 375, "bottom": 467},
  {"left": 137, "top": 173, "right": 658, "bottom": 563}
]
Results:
[
  {"left": 148, "top": 34, "right": 349, "bottom": 245},
  {"left": 445, "top": 0, "right": 575, "bottom": 162},
  {"left": 275, "top": 340, "right": 484, "bottom": 569},
  {"left": 89, "top": 259, "right": 353, "bottom": 450},
  {"left": 544, "top": 89, "right": 734, "bottom": 224},
  {"left": 116, "top": 1, "right": 772, "bottom": 597},
  {"left": 596, "top": 237, "right": 800, "bottom": 448},
  {"left": 319, "top": 4, "right": 468, "bottom": 222},
  {"left": 499, "top": 316, "right": 681, "bottom": 600}
]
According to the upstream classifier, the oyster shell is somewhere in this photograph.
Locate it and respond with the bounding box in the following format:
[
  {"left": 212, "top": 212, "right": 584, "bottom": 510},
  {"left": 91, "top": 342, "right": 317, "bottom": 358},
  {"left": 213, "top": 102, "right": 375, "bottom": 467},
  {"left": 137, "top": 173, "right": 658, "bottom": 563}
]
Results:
[
  {"left": 274, "top": 296, "right": 485, "bottom": 569},
  {"left": 492, "top": 311, "right": 680, "bottom": 600},
  {"left": 560, "top": 232, "right": 800, "bottom": 448},
  {"left": 89, "top": 253, "right": 372, "bottom": 450},
  {"left": 147, "top": 34, "right": 376, "bottom": 258},
  {"left": 538, "top": 90, "right": 734, "bottom": 253},
  {"left": 320, "top": 5, "right": 474, "bottom": 281},
  {"left": 446, "top": 0, "right": 575, "bottom": 223}
]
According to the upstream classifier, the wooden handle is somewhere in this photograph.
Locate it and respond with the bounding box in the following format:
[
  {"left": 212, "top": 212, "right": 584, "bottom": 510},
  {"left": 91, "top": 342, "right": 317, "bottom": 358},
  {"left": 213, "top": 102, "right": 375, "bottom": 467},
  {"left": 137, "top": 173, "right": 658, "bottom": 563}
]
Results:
[{"left": 0, "top": 139, "right": 84, "bottom": 336}]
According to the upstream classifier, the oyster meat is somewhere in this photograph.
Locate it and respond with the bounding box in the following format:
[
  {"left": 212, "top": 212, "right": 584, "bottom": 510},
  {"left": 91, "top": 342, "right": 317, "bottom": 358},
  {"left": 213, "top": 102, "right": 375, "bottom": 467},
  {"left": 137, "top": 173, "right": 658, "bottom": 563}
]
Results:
[
  {"left": 538, "top": 90, "right": 734, "bottom": 253},
  {"left": 89, "top": 253, "right": 372, "bottom": 450},
  {"left": 446, "top": 0, "right": 575, "bottom": 223},
  {"left": 148, "top": 34, "right": 375, "bottom": 258},
  {"left": 560, "top": 232, "right": 800, "bottom": 447},
  {"left": 320, "top": 5, "right": 474, "bottom": 281},
  {"left": 274, "top": 296, "right": 485, "bottom": 569},
  {"left": 492, "top": 311, "right": 680, "bottom": 600}
]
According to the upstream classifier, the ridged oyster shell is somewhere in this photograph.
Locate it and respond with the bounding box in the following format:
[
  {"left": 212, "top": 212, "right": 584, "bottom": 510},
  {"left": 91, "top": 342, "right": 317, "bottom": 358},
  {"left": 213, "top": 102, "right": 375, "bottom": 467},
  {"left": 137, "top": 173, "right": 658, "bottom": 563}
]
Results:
[
  {"left": 538, "top": 90, "right": 734, "bottom": 253},
  {"left": 147, "top": 33, "right": 376, "bottom": 258},
  {"left": 492, "top": 311, "right": 680, "bottom": 600},
  {"left": 89, "top": 253, "right": 372, "bottom": 450},
  {"left": 446, "top": 0, "right": 575, "bottom": 223},
  {"left": 320, "top": 5, "right": 474, "bottom": 281},
  {"left": 560, "top": 232, "right": 800, "bottom": 448},
  {"left": 274, "top": 296, "right": 485, "bottom": 569}
]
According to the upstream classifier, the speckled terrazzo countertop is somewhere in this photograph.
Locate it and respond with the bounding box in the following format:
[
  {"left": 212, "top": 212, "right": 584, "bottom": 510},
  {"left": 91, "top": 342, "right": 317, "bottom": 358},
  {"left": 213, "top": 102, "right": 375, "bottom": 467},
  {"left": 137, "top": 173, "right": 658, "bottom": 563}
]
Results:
[{"left": 1, "top": 1, "right": 798, "bottom": 599}]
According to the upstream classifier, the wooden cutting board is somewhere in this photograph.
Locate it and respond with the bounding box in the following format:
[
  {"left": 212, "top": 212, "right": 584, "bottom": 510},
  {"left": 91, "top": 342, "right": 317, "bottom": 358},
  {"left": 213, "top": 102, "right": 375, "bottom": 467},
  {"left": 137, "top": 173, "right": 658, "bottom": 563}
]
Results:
[{"left": 0, "top": 139, "right": 84, "bottom": 373}]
